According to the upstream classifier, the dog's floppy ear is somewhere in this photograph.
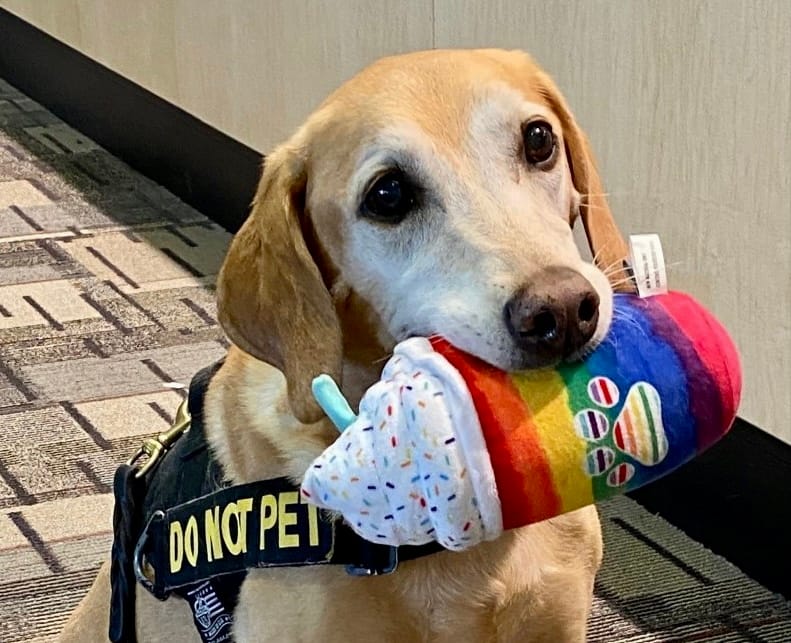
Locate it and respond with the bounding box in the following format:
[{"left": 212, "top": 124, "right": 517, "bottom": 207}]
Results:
[
  {"left": 216, "top": 145, "right": 342, "bottom": 423},
  {"left": 536, "top": 72, "right": 634, "bottom": 292}
]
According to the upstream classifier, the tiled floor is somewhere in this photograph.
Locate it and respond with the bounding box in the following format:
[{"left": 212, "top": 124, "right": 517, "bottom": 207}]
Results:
[{"left": 0, "top": 77, "right": 230, "bottom": 641}]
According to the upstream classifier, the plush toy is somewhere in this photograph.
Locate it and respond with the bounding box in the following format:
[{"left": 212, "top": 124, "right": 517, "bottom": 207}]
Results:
[{"left": 300, "top": 291, "right": 741, "bottom": 551}]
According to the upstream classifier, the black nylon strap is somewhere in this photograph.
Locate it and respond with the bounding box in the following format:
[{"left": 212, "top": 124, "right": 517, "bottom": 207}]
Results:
[
  {"left": 142, "top": 477, "right": 335, "bottom": 593},
  {"left": 137, "top": 475, "right": 444, "bottom": 595},
  {"left": 109, "top": 464, "right": 146, "bottom": 642}
]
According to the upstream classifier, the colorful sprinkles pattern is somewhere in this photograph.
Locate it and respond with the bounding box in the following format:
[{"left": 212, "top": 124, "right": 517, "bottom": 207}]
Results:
[{"left": 301, "top": 352, "right": 488, "bottom": 550}]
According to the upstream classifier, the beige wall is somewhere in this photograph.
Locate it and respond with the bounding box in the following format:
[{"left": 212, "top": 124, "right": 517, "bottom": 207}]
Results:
[
  {"left": 2, "top": 0, "right": 435, "bottom": 149},
  {"left": 4, "top": 0, "right": 790, "bottom": 442}
]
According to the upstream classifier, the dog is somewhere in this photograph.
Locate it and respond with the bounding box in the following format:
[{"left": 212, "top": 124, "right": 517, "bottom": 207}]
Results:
[{"left": 60, "top": 48, "right": 623, "bottom": 642}]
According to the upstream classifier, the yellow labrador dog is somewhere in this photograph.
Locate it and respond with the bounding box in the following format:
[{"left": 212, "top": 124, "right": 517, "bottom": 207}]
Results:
[{"left": 61, "top": 48, "right": 627, "bottom": 642}]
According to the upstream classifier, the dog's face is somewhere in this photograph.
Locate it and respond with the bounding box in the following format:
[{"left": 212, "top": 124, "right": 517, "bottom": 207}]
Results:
[{"left": 217, "top": 50, "right": 619, "bottom": 423}]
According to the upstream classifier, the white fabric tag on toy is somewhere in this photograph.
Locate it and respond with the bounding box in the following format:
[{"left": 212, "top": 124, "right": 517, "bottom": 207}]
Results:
[{"left": 628, "top": 234, "right": 668, "bottom": 298}]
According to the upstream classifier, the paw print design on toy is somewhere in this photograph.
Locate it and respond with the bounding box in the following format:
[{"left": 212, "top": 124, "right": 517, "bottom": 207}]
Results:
[{"left": 575, "top": 376, "right": 668, "bottom": 488}]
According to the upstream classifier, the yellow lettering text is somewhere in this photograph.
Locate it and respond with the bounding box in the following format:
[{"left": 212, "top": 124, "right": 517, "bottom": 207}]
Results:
[
  {"left": 278, "top": 491, "right": 300, "bottom": 548},
  {"left": 302, "top": 495, "right": 320, "bottom": 547},
  {"left": 204, "top": 506, "right": 223, "bottom": 562},
  {"left": 221, "top": 498, "right": 254, "bottom": 556},
  {"left": 169, "top": 520, "right": 183, "bottom": 573},
  {"left": 259, "top": 495, "right": 277, "bottom": 549},
  {"left": 236, "top": 498, "right": 253, "bottom": 552},
  {"left": 184, "top": 516, "right": 199, "bottom": 567}
]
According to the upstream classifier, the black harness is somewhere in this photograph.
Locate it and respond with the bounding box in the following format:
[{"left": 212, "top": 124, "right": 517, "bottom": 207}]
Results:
[{"left": 109, "top": 363, "right": 443, "bottom": 643}]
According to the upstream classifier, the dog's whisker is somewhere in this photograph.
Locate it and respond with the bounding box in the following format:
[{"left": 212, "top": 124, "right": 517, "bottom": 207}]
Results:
[
  {"left": 591, "top": 245, "right": 605, "bottom": 266},
  {"left": 600, "top": 257, "right": 627, "bottom": 277},
  {"left": 580, "top": 202, "right": 613, "bottom": 212},
  {"left": 578, "top": 190, "right": 633, "bottom": 199},
  {"left": 592, "top": 245, "right": 634, "bottom": 280},
  {"left": 604, "top": 273, "right": 637, "bottom": 287},
  {"left": 578, "top": 192, "right": 612, "bottom": 199},
  {"left": 604, "top": 270, "right": 632, "bottom": 284},
  {"left": 601, "top": 261, "right": 620, "bottom": 276},
  {"left": 601, "top": 254, "right": 631, "bottom": 274},
  {"left": 606, "top": 274, "right": 635, "bottom": 285},
  {"left": 607, "top": 280, "right": 635, "bottom": 291},
  {"left": 590, "top": 242, "right": 613, "bottom": 270}
]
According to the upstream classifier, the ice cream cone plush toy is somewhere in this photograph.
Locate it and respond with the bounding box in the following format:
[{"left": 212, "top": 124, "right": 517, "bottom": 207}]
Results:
[{"left": 300, "top": 291, "right": 741, "bottom": 551}]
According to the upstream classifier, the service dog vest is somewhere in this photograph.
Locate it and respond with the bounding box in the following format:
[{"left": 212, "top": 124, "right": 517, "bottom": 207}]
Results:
[{"left": 110, "top": 363, "right": 442, "bottom": 643}]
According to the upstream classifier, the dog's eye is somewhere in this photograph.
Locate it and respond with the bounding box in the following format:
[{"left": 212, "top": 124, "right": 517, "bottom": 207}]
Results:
[
  {"left": 523, "top": 120, "right": 556, "bottom": 166},
  {"left": 362, "top": 171, "right": 416, "bottom": 223}
]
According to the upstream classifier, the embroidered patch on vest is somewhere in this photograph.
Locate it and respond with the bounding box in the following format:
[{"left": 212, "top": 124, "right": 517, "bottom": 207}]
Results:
[{"left": 184, "top": 581, "right": 234, "bottom": 643}]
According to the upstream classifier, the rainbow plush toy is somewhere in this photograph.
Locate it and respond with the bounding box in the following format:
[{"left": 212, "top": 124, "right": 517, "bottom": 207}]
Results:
[{"left": 300, "top": 291, "right": 741, "bottom": 551}]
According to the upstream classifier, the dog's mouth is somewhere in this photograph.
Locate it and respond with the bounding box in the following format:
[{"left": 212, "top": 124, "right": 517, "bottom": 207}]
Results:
[
  {"left": 395, "top": 266, "right": 614, "bottom": 374},
  {"left": 416, "top": 332, "right": 558, "bottom": 373},
  {"left": 421, "top": 314, "right": 611, "bottom": 374}
]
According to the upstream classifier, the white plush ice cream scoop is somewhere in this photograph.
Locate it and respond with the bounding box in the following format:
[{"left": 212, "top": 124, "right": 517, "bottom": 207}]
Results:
[{"left": 300, "top": 337, "right": 502, "bottom": 550}]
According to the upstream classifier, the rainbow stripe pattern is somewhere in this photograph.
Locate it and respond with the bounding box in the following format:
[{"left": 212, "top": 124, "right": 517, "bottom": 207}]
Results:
[{"left": 433, "top": 291, "right": 741, "bottom": 529}]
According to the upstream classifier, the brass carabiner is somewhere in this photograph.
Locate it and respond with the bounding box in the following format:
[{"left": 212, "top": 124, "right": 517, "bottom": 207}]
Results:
[{"left": 126, "top": 399, "right": 191, "bottom": 479}]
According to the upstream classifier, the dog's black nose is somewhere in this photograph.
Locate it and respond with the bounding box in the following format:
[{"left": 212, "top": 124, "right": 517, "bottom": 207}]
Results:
[{"left": 504, "top": 267, "right": 600, "bottom": 365}]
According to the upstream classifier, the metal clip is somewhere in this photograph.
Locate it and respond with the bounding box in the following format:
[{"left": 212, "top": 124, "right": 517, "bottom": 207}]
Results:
[
  {"left": 345, "top": 545, "right": 399, "bottom": 577},
  {"left": 133, "top": 510, "right": 169, "bottom": 600},
  {"left": 126, "top": 399, "right": 191, "bottom": 479}
]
